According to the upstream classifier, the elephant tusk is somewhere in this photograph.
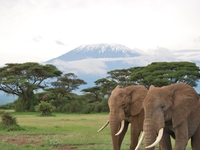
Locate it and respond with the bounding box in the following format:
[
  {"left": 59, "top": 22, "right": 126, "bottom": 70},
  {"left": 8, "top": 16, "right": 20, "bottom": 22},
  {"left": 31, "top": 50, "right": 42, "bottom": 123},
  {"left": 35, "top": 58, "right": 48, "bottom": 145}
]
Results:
[
  {"left": 115, "top": 120, "right": 125, "bottom": 136},
  {"left": 97, "top": 120, "right": 109, "bottom": 132},
  {"left": 145, "top": 128, "right": 164, "bottom": 149},
  {"left": 134, "top": 131, "right": 145, "bottom": 150}
]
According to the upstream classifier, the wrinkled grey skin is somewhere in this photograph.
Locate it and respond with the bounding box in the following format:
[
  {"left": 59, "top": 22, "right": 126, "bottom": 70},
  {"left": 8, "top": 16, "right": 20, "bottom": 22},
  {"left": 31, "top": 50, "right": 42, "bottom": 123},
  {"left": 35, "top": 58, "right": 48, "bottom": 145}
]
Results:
[
  {"left": 143, "top": 83, "right": 200, "bottom": 150},
  {"left": 105, "top": 85, "right": 148, "bottom": 150}
]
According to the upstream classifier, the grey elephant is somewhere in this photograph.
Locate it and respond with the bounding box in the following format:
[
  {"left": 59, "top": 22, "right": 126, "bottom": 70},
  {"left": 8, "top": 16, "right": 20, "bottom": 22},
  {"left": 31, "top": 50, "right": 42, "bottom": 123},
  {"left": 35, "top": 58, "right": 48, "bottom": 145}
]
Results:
[
  {"left": 98, "top": 85, "right": 148, "bottom": 150},
  {"left": 136, "top": 83, "right": 200, "bottom": 150}
]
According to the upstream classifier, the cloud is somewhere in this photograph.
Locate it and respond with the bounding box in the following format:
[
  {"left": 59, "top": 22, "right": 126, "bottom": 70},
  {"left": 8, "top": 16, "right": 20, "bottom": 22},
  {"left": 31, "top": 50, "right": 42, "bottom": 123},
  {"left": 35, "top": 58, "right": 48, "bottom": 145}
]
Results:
[
  {"left": 32, "top": 36, "right": 43, "bottom": 42},
  {"left": 173, "top": 49, "right": 200, "bottom": 63},
  {"left": 55, "top": 40, "right": 65, "bottom": 46},
  {"left": 194, "top": 36, "right": 200, "bottom": 43},
  {"left": 52, "top": 59, "right": 107, "bottom": 75},
  {"left": 49, "top": 48, "right": 181, "bottom": 75}
]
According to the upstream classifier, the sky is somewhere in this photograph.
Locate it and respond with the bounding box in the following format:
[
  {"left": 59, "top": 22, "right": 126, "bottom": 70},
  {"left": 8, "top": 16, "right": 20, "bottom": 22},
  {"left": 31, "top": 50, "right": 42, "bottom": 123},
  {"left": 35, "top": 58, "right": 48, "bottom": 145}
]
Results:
[{"left": 0, "top": 0, "right": 200, "bottom": 67}]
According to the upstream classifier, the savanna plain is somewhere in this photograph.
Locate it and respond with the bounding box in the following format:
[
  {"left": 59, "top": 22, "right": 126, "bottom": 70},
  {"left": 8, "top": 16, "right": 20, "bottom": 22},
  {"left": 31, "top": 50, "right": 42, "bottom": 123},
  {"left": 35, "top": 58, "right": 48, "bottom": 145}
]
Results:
[{"left": 0, "top": 111, "right": 192, "bottom": 150}]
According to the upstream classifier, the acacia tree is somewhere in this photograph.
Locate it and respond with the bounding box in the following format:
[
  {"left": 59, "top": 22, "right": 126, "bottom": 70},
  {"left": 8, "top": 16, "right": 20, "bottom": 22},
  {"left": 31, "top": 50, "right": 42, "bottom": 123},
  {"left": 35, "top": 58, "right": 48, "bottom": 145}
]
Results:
[
  {"left": 83, "top": 69, "right": 134, "bottom": 99},
  {"left": 94, "top": 78, "right": 117, "bottom": 97},
  {"left": 46, "top": 73, "right": 87, "bottom": 108},
  {"left": 130, "top": 61, "right": 200, "bottom": 88},
  {"left": 107, "top": 68, "right": 135, "bottom": 87},
  {"left": 0, "top": 62, "right": 62, "bottom": 111},
  {"left": 81, "top": 86, "right": 102, "bottom": 102},
  {"left": 48, "top": 73, "right": 87, "bottom": 96}
]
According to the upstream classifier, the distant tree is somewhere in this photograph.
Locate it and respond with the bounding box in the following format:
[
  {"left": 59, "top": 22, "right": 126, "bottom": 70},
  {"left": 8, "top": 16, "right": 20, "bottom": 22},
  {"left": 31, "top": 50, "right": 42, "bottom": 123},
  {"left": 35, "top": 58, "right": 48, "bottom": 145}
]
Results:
[
  {"left": 107, "top": 69, "right": 135, "bottom": 87},
  {"left": 81, "top": 86, "right": 101, "bottom": 102},
  {"left": 92, "top": 69, "right": 136, "bottom": 97},
  {"left": 35, "top": 101, "right": 56, "bottom": 116},
  {"left": 130, "top": 61, "right": 200, "bottom": 88},
  {"left": 45, "top": 73, "right": 86, "bottom": 109},
  {"left": 0, "top": 62, "right": 62, "bottom": 111},
  {"left": 81, "top": 86, "right": 109, "bottom": 113},
  {"left": 94, "top": 78, "right": 117, "bottom": 97},
  {"left": 47, "top": 73, "right": 86, "bottom": 97}
]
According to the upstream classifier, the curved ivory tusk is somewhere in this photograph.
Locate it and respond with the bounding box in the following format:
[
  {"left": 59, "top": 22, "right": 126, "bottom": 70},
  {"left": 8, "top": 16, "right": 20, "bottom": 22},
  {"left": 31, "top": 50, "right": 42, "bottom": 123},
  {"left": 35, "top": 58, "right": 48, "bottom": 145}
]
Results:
[
  {"left": 145, "top": 128, "right": 164, "bottom": 149},
  {"left": 97, "top": 120, "right": 109, "bottom": 132},
  {"left": 115, "top": 120, "right": 125, "bottom": 136},
  {"left": 134, "top": 131, "right": 145, "bottom": 150}
]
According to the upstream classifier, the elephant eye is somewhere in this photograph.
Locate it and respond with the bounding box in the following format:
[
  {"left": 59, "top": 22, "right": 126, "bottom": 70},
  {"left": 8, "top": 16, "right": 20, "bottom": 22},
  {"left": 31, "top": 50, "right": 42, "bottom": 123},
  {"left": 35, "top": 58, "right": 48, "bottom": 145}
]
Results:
[
  {"left": 122, "top": 103, "right": 126, "bottom": 107},
  {"left": 161, "top": 104, "right": 166, "bottom": 109}
]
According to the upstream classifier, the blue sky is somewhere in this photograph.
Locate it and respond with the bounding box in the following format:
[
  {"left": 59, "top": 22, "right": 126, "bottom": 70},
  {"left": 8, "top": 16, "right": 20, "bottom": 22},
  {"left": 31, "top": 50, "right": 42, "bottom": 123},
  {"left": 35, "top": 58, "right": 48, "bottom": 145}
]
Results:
[{"left": 0, "top": 0, "right": 200, "bottom": 67}]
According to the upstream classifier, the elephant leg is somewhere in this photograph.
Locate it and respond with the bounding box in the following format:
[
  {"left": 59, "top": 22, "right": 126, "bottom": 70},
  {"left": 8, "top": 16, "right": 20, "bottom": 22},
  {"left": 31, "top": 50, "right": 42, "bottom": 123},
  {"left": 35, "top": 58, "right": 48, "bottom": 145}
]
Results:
[
  {"left": 118, "top": 121, "right": 129, "bottom": 148},
  {"left": 130, "top": 119, "right": 143, "bottom": 150},
  {"left": 159, "top": 130, "right": 172, "bottom": 150},
  {"left": 191, "top": 125, "right": 200, "bottom": 150},
  {"left": 174, "top": 121, "right": 188, "bottom": 150}
]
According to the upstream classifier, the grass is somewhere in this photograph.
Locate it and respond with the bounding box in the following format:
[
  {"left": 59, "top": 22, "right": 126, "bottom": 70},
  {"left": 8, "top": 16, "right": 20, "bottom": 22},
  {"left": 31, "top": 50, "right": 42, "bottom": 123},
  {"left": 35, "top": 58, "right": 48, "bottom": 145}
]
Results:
[{"left": 0, "top": 111, "right": 193, "bottom": 150}]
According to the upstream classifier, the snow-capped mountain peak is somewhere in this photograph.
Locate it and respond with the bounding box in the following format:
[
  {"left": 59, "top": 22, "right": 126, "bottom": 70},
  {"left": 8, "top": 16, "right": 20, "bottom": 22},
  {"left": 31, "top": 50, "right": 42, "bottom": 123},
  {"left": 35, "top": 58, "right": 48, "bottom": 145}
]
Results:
[
  {"left": 74, "top": 43, "right": 138, "bottom": 53},
  {"left": 47, "top": 43, "right": 141, "bottom": 62}
]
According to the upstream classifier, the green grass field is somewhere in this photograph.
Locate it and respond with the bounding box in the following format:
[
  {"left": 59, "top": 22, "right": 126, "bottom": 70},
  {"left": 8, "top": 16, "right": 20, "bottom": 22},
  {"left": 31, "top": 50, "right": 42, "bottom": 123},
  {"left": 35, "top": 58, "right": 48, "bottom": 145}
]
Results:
[{"left": 0, "top": 111, "right": 192, "bottom": 150}]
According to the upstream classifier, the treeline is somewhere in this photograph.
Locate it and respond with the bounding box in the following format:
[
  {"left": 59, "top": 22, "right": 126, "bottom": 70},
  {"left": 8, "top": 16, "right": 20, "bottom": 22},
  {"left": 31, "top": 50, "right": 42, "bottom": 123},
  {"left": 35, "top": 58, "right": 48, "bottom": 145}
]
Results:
[{"left": 0, "top": 61, "right": 200, "bottom": 113}]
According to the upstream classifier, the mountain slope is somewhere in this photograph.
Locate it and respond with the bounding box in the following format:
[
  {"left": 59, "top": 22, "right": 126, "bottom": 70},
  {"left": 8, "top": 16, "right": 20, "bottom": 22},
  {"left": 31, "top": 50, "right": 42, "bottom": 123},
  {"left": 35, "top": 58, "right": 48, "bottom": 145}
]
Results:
[
  {"left": 1, "top": 44, "right": 200, "bottom": 105},
  {"left": 46, "top": 45, "right": 200, "bottom": 93},
  {"left": 47, "top": 43, "right": 141, "bottom": 62}
]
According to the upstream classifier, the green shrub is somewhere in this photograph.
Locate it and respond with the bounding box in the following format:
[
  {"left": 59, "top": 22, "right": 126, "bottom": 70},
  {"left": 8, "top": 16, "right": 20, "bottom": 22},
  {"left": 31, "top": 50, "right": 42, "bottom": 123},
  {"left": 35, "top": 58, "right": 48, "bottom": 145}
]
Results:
[
  {"left": 0, "top": 110, "right": 18, "bottom": 126},
  {"left": 35, "top": 101, "right": 56, "bottom": 115},
  {"left": 0, "top": 103, "right": 14, "bottom": 109}
]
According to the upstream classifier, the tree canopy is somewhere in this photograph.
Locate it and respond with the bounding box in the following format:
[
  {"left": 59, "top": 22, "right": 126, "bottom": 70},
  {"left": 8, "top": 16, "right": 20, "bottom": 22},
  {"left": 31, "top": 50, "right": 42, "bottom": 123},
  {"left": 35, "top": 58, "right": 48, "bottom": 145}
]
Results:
[
  {"left": 1, "top": 61, "right": 199, "bottom": 113},
  {"left": 130, "top": 61, "right": 200, "bottom": 88},
  {"left": 0, "top": 62, "right": 62, "bottom": 111},
  {"left": 48, "top": 73, "right": 87, "bottom": 96},
  {"left": 107, "top": 69, "right": 135, "bottom": 87}
]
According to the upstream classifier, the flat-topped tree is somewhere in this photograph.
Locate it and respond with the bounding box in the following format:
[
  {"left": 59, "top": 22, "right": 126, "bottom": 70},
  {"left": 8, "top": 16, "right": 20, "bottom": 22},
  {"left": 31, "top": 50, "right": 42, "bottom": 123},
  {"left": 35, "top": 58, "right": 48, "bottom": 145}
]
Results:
[
  {"left": 130, "top": 61, "right": 200, "bottom": 88},
  {"left": 0, "top": 62, "right": 62, "bottom": 111}
]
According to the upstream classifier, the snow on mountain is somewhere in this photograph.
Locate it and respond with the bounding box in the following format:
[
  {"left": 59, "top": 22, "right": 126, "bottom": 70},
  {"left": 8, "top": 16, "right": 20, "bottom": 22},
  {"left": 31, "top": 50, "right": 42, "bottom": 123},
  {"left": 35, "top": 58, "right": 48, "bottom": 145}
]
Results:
[
  {"left": 47, "top": 43, "right": 141, "bottom": 62},
  {"left": 75, "top": 43, "right": 139, "bottom": 53},
  {"left": 46, "top": 44, "right": 200, "bottom": 77},
  {"left": 45, "top": 44, "right": 200, "bottom": 94},
  {"left": 1, "top": 44, "right": 200, "bottom": 105}
]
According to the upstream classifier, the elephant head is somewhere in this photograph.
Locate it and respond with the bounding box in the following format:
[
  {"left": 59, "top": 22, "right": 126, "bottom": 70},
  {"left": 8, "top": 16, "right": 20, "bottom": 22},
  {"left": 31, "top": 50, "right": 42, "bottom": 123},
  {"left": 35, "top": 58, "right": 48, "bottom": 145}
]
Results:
[
  {"left": 139, "top": 83, "right": 199, "bottom": 149},
  {"left": 98, "top": 85, "right": 148, "bottom": 150}
]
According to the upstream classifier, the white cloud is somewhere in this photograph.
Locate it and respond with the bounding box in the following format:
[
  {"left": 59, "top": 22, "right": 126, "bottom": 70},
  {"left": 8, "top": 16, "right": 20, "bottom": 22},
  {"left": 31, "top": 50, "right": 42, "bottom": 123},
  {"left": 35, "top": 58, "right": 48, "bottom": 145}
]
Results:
[
  {"left": 49, "top": 49, "right": 180, "bottom": 75},
  {"left": 52, "top": 59, "right": 107, "bottom": 75},
  {"left": 0, "top": 0, "right": 200, "bottom": 65}
]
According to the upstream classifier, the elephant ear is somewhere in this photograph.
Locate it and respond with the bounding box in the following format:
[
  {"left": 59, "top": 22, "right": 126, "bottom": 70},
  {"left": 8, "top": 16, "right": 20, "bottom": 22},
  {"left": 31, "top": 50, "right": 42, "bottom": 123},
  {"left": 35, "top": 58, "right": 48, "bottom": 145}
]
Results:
[
  {"left": 114, "top": 85, "right": 122, "bottom": 89},
  {"left": 149, "top": 85, "right": 156, "bottom": 90},
  {"left": 125, "top": 85, "right": 148, "bottom": 116},
  {"left": 172, "top": 83, "right": 199, "bottom": 128}
]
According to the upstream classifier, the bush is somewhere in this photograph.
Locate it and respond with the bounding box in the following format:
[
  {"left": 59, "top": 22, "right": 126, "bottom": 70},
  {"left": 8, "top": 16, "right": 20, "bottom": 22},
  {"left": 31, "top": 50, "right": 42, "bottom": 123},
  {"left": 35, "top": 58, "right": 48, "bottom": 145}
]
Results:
[
  {"left": 0, "top": 103, "right": 14, "bottom": 110},
  {"left": 35, "top": 101, "right": 56, "bottom": 115},
  {"left": 0, "top": 110, "right": 18, "bottom": 126}
]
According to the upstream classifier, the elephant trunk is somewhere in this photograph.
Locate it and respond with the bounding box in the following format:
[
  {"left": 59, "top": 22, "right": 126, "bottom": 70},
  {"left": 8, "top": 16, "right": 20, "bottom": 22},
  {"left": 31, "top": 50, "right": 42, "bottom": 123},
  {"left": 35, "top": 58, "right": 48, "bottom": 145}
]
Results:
[
  {"left": 144, "top": 108, "right": 165, "bottom": 149},
  {"left": 146, "top": 128, "right": 164, "bottom": 149},
  {"left": 109, "top": 112, "right": 121, "bottom": 150},
  {"left": 143, "top": 118, "right": 157, "bottom": 149}
]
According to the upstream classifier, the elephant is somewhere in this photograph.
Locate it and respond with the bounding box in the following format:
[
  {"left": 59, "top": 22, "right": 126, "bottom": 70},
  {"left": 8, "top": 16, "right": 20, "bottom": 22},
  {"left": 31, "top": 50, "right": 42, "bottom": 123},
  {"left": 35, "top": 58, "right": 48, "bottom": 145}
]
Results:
[
  {"left": 97, "top": 85, "right": 148, "bottom": 150},
  {"left": 136, "top": 82, "right": 200, "bottom": 150}
]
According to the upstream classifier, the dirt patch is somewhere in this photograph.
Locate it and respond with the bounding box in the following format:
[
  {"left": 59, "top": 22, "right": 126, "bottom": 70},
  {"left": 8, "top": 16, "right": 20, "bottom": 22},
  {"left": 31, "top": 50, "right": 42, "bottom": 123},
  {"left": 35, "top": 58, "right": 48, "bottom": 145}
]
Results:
[
  {"left": 53, "top": 145, "right": 76, "bottom": 150},
  {"left": 0, "top": 135, "right": 75, "bottom": 150}
]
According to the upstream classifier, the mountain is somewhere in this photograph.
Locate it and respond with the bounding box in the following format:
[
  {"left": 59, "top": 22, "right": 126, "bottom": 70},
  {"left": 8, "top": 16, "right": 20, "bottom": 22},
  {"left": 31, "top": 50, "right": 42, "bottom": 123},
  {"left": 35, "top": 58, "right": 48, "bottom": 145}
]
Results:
[
  {"left": 46, "top": 44, "right": 200, "bottom": 93},
  {"left": 46, "top": 43, "right": 147, "bottom": 89},
  {"left": 47, "top": 43, "right": 141, "bottom": 62},
  {"left": 1, "top": 44, "right": 200, "bottom": 105}
]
